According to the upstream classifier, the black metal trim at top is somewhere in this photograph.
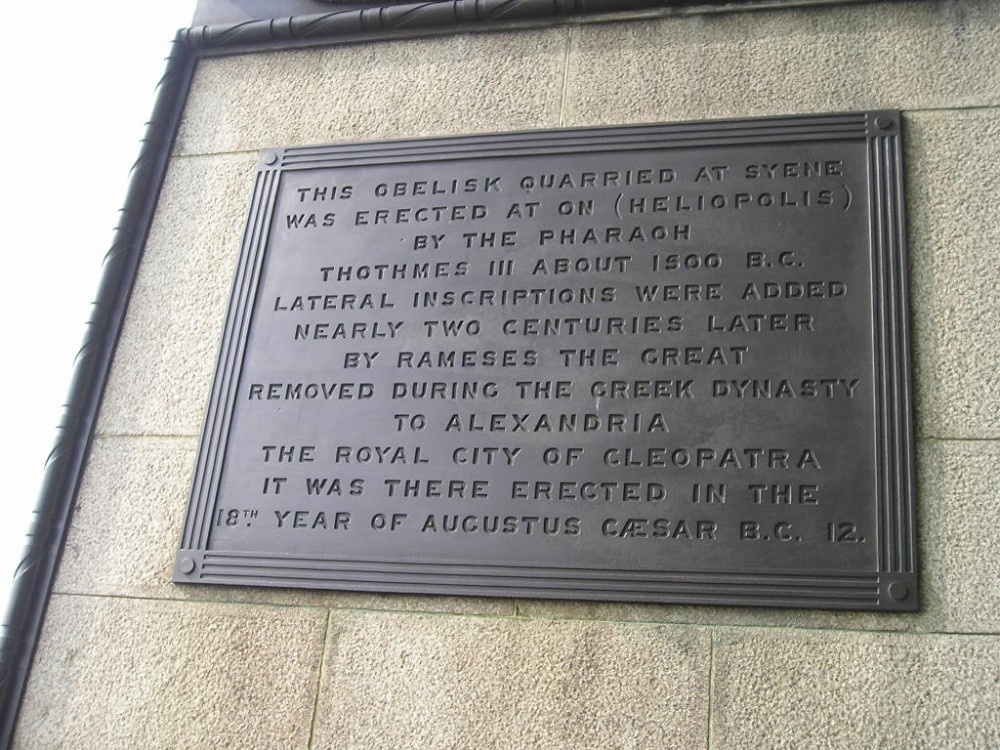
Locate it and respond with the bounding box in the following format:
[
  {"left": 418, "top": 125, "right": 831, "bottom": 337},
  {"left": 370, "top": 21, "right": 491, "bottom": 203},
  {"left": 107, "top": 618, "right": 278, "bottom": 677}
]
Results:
[{"left": 192, "top": 0, "right": 736, "bottom": 31}]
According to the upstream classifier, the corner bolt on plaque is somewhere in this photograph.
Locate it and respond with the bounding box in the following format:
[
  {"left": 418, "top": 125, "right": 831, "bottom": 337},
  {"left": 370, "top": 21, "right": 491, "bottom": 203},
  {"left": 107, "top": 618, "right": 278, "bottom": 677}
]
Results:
[{"left": 175, "top": 111, "right": 917, "bottom": 611}]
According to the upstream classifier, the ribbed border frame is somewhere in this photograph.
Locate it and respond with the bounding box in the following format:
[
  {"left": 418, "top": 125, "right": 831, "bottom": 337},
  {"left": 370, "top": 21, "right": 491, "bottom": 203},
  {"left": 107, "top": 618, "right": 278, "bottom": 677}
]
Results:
[
  {"left": 174, "top": 112, "right": 916, "bottom": 613},
  {"left": 0, "top": 2, "right": 915, "bottom": 747}
]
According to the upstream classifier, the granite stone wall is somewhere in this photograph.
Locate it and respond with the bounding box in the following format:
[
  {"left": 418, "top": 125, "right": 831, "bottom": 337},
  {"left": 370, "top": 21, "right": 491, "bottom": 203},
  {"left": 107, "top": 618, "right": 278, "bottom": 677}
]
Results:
[{"left": 15, "top": 1, "right": 999, "bottom": 748}]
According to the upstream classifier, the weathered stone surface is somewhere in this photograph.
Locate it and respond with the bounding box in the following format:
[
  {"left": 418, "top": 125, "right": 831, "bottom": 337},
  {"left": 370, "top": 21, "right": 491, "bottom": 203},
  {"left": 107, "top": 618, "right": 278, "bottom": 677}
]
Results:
[
  {"left": 906, "top": 109, "right": 1000, "bottom": 439},
  {"left": 711, "top": 628, "right": 1000, "bottom": 749},
  {"left": 53, "top": 436, "right": 197, "bottom": 597},
  {"left": 565, "top": 1, "right": 1000, "bottom": 126},
  {"left": 915, "top": 439, "right": 1000, "bottom": 632},
  {"left": 313, "top": 611, "right": 710, "bottom": 750},
  {"left": 53, "top": 436, "right": 512, "bottom": 616},
  {"left": 519, "top": 439, "right": 1000, "bottom": 634},
  {"left": 97, "top": 153, "right": 256, "bottom": 437},
  {"left": 14, "top": 596, "right": 328, "bottom": 750},
  {"left": 182, "top": 585, "right": 514, "bottom": 617},
  {"left": 176, "top": 28, "right": 567, "bottom": 156}
]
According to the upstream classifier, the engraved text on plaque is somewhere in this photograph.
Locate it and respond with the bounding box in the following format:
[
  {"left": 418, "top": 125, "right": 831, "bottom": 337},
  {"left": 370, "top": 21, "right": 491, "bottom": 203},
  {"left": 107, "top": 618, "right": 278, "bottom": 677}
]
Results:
[{"left": 174, "top": 113, "right": 917, "bottom": 611}]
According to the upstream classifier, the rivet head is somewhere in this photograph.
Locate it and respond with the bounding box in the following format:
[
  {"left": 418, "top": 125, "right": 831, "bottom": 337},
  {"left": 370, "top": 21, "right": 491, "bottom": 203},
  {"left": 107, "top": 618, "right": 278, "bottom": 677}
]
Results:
[
  {"left": 262, "top": 151, "right": 279, "bottom": 165},
  {"left": 874, "top": 115, "right": 894, "bottom": 131},
  {"left": 179, "top": 557, "right": 196, "bottom": 575},
  {"left": 888, "top": 581, "right": 909, "bottom": 601}
]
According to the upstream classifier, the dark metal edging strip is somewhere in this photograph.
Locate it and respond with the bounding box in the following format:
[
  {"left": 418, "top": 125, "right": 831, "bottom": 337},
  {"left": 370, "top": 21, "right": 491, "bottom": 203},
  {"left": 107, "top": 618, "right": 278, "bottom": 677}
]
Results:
[
  {"left": 0, "top": 2, "right": 709, "bottom": 746},
  {"left": 0, "top": 37, "right": 197, "bottom": 750}
]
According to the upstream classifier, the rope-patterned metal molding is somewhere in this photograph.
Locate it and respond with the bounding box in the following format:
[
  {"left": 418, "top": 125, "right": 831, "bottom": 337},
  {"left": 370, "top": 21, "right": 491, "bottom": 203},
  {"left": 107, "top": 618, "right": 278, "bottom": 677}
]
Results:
[{"left": 182, "top": 0, "right": 675, "bottom": 51}]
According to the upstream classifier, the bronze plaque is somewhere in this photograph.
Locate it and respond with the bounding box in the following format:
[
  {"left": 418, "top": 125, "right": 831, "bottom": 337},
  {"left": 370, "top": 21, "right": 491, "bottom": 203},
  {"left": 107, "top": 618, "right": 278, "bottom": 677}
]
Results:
[{"left": 174, "top": 112, "right": 917, "bottom": 610}]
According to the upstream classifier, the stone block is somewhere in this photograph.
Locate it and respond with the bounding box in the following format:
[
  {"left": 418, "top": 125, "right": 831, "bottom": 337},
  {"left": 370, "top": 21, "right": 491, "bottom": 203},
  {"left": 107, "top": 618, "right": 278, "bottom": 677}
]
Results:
[
  {"left": 906, "top": 109, "right": 1000, "bottom": 439},
  {"left": 14, "top": 595, "right": 328, "bottom": 750},
  {"left": 54, "top": 436, "right": 512, "bottom": 616},
  {"left": 97, "top": 153, "right": 257, "bottom": 437},
  {"left": 564, "top": 1, "right": 1000, "bottom": 126},
  {"left": 176, "top": 28, "right": 567, "bottom": 156},
  {"left": 53, "top": 436, "right": 198, "bottom": 597},
  {"left": 711, "top": 628, "right": 1000, "bottom": 749},
  {"left": 313, "top": 611, "right": 710, "bottom": 750}
]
